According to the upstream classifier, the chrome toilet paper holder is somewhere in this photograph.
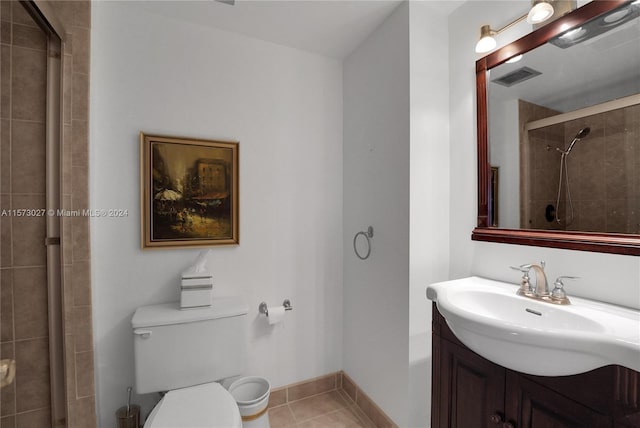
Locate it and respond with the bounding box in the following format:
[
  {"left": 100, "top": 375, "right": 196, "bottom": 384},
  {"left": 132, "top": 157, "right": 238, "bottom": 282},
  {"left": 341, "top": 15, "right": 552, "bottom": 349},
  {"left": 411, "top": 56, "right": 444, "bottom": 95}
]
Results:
[{"left": 258, "top": 299, "right": 293, "bottom": 317}]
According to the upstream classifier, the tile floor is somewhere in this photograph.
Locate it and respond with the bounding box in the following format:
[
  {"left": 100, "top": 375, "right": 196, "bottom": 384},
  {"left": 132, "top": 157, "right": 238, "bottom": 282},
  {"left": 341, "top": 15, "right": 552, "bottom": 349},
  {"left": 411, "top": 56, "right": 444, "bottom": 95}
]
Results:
[{"left": 268, "top": 390, "right": 375, "bottom": 428}]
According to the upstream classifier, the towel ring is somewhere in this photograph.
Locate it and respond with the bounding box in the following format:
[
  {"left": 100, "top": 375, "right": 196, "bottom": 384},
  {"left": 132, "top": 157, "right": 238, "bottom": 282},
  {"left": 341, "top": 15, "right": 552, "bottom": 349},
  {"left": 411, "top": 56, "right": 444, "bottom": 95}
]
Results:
[{"left": 353, "top": 226, "right": 374, "bottom": 260}]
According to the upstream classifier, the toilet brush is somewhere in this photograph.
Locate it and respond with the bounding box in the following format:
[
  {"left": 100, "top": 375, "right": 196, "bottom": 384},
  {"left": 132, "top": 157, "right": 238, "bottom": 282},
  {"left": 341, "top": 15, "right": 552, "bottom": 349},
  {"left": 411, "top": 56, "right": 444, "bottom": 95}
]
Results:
[
  {"left": 127, "top": 386, "right": 132, "bottom": 417},
  {"left": 116, "top": 386, "right": 140, "bottom": 428}
]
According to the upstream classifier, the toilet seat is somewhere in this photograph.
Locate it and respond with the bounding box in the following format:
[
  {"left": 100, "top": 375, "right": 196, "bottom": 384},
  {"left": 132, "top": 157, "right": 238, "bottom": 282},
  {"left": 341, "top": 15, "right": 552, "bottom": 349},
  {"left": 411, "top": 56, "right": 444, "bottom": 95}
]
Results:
[{"left": 144, "top": 382, "right": 242, "bottom": 428}]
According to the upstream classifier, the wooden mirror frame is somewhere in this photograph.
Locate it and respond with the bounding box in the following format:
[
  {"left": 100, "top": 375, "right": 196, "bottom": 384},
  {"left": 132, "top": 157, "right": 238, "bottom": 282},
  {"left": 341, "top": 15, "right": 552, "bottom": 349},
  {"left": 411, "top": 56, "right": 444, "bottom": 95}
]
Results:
[{"left": 472, "top": 0, "right": 640, "bottom": 256}]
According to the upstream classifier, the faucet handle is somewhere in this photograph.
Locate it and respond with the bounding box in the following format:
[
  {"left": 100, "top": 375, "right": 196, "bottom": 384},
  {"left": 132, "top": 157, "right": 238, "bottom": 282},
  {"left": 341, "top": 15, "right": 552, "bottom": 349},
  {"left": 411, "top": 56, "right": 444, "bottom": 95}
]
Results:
[
  {"left": 551, "top": 276, "right": 579, "bottom": 304},
  {"left": 511, "top": 265, "right": 533, "bottom": 295},
  {"left": 510, "top": 264, "right": 532, "bottom": 273}
]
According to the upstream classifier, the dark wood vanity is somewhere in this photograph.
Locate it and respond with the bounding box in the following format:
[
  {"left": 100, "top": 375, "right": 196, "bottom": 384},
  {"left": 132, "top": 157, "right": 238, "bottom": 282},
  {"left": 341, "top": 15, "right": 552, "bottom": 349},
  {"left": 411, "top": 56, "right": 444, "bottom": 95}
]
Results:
[{"left": 431, "top": 304, "right": 639, "bottom": 428}]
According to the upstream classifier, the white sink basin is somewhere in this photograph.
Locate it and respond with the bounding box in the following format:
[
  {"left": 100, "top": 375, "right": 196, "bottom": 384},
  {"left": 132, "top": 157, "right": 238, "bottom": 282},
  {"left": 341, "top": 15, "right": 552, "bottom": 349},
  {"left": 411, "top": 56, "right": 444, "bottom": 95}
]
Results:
[{"left": 427, "top": 276, "right": 640, "bottom": 376}]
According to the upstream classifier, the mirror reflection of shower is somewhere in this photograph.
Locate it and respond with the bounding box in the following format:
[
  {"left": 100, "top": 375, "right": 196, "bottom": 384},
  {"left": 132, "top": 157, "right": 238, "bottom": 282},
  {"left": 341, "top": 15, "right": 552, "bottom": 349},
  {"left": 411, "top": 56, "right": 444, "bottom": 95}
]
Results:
[{"left": 553, "top": 127, "right": 591, "bottom": 226}]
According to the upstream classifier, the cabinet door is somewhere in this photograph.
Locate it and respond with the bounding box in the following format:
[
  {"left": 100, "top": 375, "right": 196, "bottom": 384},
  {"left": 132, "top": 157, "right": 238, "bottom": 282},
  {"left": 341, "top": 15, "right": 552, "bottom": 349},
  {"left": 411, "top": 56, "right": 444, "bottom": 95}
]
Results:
[
  {"left": 505, "top": 372, "right": 612, "bottom": 428},
  {"left": 434, "top": 338, "right": 506, "bottom": 428}
]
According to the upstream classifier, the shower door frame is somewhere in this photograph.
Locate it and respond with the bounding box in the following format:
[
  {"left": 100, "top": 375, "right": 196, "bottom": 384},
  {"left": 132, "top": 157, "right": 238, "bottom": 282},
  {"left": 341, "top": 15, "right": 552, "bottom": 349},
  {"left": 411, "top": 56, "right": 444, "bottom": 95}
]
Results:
[{"left": 17, "top": 1, "right": 67, "bottom": 426}]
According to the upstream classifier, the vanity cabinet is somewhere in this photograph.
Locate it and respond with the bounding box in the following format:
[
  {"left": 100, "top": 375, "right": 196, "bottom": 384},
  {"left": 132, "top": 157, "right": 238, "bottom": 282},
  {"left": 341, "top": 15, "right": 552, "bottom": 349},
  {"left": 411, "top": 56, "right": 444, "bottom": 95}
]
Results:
[{"left": 432, "top": 304, "right": 640, "bottom": 428}]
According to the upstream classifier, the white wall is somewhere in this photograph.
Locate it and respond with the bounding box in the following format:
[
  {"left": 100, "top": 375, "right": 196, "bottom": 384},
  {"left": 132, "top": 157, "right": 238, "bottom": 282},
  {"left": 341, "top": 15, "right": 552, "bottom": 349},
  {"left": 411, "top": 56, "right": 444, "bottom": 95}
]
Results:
[
  {"left": 343, "top": 3, "right": 410, "bottom": 426},
  {"left": 448, "top": 1, "right": 640, "bottom": 309},
  {"left": 408, "top": 1, "right": 451, "bottom": 427},
  {"left": 90, "top": 2, "right": 343, "bottom": 426}
]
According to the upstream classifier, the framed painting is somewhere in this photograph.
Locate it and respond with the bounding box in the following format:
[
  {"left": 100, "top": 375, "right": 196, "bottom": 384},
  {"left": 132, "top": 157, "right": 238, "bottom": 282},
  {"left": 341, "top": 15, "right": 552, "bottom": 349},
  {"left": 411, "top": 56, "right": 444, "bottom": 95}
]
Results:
[{"left": 140, "top": 133, "right": 239, "bottom": 249}]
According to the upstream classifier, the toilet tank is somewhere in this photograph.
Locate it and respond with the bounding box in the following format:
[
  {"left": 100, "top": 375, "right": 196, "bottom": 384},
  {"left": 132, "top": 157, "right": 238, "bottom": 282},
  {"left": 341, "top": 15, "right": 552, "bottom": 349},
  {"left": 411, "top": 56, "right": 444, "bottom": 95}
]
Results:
[{"left": 132, "top": 297, "right": 248, "bottom": 394}]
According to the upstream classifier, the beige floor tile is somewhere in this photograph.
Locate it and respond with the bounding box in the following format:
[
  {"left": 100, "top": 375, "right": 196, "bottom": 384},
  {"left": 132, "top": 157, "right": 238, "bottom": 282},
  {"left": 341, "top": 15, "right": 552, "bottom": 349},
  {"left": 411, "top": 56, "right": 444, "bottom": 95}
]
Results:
[
  {"left": 289, "top": 391, "right": 349, "bottom": 422},
  {"left": 296, "top": 407, "right": 364, "bottom": 428},
  {"left": 268, "top": 405, "right": 296, "bottom": 427}
]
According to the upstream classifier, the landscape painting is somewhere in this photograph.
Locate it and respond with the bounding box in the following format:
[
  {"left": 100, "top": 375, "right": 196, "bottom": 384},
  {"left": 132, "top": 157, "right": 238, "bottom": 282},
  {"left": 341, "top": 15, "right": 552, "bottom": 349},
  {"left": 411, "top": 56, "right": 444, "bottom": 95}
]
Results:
[{"left": 140, "top": 133, "right": 239, "bottom": 249}]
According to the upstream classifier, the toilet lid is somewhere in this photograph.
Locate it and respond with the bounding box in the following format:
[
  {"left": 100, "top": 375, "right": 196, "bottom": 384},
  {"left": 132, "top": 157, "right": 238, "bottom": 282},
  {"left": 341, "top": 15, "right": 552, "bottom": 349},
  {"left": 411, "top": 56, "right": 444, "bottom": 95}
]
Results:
[{"left": 145, "top": 382, "right": 242, "bottom": 428}]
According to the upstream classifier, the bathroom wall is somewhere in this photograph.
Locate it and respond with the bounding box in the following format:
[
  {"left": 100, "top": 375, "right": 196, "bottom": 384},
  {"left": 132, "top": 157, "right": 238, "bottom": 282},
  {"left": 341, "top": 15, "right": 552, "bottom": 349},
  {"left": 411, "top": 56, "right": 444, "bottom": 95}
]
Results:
[
  {"left": 343, "top": 3, "right": 410, "bottom": 426},
  {"left": 90, "top": 2, "right": 343, "bottom": 426},
  {"left": 342, "top": 2, "right": 451, "bottom": 425},
  {"left": 449, "top": 1, "right": 640, "bottom": 310},
  {"left": 408, "top": 3, "right": 450, "bottom": 427}
]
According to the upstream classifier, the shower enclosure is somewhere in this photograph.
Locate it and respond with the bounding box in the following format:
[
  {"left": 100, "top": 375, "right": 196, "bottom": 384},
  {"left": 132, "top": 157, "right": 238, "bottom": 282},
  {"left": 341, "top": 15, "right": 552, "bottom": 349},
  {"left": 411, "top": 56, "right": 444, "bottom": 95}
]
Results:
[{"left": 1, "top": 1, "right": 95, "bottom": 427}]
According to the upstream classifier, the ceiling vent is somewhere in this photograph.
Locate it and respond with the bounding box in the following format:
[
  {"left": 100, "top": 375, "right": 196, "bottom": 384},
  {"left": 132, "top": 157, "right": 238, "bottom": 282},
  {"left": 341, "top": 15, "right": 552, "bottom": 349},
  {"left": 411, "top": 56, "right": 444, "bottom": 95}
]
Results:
[{"left": 491, "top": 67, "right": 542, "bottom": 87}]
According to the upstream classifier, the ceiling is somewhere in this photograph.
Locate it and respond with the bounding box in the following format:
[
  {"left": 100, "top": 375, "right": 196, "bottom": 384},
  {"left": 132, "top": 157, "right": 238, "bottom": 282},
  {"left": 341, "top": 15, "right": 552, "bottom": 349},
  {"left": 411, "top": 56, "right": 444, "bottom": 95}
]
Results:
[{"left": 129, "top": 0, "right": 462, "bottom": 59}]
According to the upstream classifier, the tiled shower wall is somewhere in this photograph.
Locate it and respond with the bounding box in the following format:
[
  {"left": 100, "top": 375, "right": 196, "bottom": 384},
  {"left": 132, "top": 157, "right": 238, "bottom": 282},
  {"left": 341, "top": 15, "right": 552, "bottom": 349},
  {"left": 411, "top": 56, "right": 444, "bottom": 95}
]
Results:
[
  {"left": 1, "top": 2, "right": 51, "bottom": 426},
  {"left": 522, "top": 100, "right": 640, "bottom": 234},
  {"left": 0, "top": 1, "right": 94, "bottom": 427}
]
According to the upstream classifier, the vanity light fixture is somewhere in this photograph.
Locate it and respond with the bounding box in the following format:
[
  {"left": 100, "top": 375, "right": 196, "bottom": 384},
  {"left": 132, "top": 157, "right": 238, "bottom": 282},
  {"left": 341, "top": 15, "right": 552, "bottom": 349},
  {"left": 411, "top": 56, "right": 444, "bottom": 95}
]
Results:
[
  {"left": 527, "top": 0, "right": 556, "bottom": 24},
  {"left": 475, "top": 0, "right": 556, "bottom": 53}
]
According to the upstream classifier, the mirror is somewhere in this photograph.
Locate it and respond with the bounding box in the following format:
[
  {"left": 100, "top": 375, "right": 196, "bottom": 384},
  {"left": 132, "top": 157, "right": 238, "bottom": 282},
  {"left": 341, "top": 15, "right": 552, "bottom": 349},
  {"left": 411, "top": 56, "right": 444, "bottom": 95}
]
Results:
[{"left": 473, "top": 0, "right": 640, "bottom": 255}]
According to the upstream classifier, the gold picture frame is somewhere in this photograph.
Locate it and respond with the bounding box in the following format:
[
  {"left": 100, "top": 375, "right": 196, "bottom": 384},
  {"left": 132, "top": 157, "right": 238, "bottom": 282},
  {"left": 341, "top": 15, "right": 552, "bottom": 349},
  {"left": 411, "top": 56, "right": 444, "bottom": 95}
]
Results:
[{"left": 140, "top": 133, "right": 239, "bottom": 249}]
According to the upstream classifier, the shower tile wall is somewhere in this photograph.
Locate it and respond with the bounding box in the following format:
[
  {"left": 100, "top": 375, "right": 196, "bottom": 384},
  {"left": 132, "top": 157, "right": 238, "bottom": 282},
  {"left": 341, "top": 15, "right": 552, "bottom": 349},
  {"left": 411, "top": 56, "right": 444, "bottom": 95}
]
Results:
[
  {"left": 522, "top": 100, "right": 640, "bottom": 233},
  {"left": 519, "top": 100, "right": 563, "bottom": 230},
  {"left": 1, "top": 1, "right": 95, "bottom": 427},
  {"left": 0, "top": 2, "right": 51, "bottom": 426},
  {"left": 48, "top": 1, "right": 96, "bottom": 427}
]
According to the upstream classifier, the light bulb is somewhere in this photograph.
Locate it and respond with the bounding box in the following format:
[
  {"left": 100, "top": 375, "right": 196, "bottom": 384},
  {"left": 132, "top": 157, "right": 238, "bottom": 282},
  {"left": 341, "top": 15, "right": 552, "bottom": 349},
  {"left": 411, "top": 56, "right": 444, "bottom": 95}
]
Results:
[
  {"left": 475, "top": 25, "right": 496, "bottom": 53},
  {"left": 506, "top": 54, "right": 523, "bottom": 64},
  {"left": 527, "top": 1, "right": 554, "bottom": 24}
]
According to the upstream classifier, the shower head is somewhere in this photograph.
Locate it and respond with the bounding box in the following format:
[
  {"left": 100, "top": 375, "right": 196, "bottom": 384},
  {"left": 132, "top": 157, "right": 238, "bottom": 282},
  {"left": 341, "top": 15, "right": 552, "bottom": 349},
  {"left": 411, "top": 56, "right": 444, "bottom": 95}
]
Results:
[
  {"left": 563, "top": 126, "right": 591, "bottom": 155},
  {"left": 575, "top": 127, "right": 590, "bottom": 140}
]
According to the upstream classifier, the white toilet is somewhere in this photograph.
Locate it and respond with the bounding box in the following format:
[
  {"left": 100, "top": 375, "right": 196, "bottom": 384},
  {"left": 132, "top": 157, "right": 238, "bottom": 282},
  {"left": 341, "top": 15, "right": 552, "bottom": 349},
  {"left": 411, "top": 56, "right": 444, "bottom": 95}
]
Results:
[{"left": 131, "top": 296, "right": 250, "bottom": 428}]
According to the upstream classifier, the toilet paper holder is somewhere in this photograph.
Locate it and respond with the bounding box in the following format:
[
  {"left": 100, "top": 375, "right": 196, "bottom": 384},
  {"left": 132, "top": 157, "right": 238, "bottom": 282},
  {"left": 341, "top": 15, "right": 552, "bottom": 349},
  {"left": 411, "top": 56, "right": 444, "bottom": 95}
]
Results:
[{"left": 258, "top": 299, "right": 293, "bottom": 317}]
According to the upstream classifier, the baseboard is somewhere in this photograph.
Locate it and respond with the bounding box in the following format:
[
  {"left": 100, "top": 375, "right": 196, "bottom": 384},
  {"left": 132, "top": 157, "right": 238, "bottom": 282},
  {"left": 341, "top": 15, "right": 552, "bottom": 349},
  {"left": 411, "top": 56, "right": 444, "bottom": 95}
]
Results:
[{"left": 268, "top": 371, "right": 397, "bottom": 428}]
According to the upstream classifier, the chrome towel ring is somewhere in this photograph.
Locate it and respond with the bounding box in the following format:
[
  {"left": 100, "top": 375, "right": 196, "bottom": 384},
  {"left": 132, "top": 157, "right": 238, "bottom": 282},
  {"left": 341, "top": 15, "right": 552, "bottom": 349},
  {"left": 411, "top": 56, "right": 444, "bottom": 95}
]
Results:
[{"left": 353, "top": 226, "right": 374, "bottom": 260}]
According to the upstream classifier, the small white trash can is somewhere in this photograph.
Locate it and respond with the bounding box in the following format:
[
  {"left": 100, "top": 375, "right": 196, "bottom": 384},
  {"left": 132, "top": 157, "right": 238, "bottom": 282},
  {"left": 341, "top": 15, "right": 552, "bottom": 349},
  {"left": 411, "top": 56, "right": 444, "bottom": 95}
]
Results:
[{"left": 228, "top": 376, "right": 271, "bottom": 428}]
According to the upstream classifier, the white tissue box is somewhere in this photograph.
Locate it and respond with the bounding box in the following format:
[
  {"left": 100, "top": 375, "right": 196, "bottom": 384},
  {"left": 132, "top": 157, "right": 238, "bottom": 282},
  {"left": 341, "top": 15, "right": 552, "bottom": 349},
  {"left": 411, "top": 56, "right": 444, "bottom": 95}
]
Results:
[{"left": 179, "top": 274, "right": 213, "bottom": 309}]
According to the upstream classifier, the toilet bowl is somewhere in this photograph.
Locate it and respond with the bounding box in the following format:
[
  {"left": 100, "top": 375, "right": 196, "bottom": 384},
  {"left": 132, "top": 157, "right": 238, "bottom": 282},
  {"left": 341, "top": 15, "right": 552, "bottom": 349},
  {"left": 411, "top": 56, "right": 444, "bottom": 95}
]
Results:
[{"left": 144, "top": 382, "right": 241, "bottom": 428}]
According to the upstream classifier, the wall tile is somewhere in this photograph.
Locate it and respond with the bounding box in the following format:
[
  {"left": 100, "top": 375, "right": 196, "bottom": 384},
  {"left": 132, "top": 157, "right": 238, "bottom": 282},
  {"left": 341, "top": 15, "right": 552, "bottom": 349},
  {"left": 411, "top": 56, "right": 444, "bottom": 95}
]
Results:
[
  {"left": 0, "top": 415, "right": 16, "bottom": 428},
  {"left": 16, "top": 407, "right": 51, "bottom": 428},
  {"left": 68, "top": 395, "right": 96, "bottom": 428},
  {"left": 72, "top": 2, "right": 91, "bottom": 29},
  {"left": 268, "top": 388, "right": 287, "bottom": 408},
  {"left": 1, "top": 19, "right": 10, "bottom": 45},
  {"left": 0, "top": 269, "right": 12, "bottom": 341},
  {"left": 71, "top": 120, "right": 88, "bottom": 167},
  {"left": 62, "top": 124, "right": 72, "bottom": 192},
  {"left": 0, "top": 342, "right": 16, "bottom": 416},
  {"left": 71, "top": 72, "right": 88, "bottom": 121},
  {"left": 72, "top": 306, "right": 92, "bottom": 352},
  {"left": 64, "top": 334, "right": 76, "bottom": 401},
  {"left": 1, "top": 45, "right": 10, "bottom": 119},
  {"left": 11, "top": 47, "right": 46, "bottom": 122},
  {"left": 11, "top": 2, "right": 36, "bottom": 28},
  {"left": 1, "top": 1, "right": 11, "bottom": 22},
  {"left": 12, "top": 24, "right": 46, "bottom": 51},
  {"left": 1, "top": 118, "right": 10, "bottom": 193},
  {"left": 288, "top": 373, "right": 337, "bottom": 401},
  {"left": 71, "top": 260, "right": 91, "bottom": 306},
  {"left": 14, "top": 337, "right": 50, "bottom": 412},
  {"left": 75, "top": 351, "right": 94, "bottom": 397},
  {"left": 71, "top": 167, "right": 88, "bottom": 205},
  {"left": 71, "top": 27, "right": 89, "bottom": 75},
  {"left": 11, "top": 194, "right": 46, "bottom": 267},
  {"left": 11, "top": 120, "right": 46, "bottom": 194},
  {"left": 0, "top": 195, "right": 11, "bottom": 267},
  {"left": 62, "top": 57, "right": 71, "bottom": 125},
  {"left": 71, "top": 216, "right": 90, "bottom": 262},
  {"left": 13, "top": 266, "right": 48, "bottom": 340},
  {"left": 342, "top": 374, "right": 357, "bottom": 403}
]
